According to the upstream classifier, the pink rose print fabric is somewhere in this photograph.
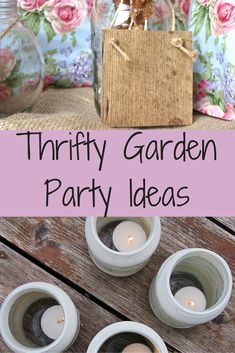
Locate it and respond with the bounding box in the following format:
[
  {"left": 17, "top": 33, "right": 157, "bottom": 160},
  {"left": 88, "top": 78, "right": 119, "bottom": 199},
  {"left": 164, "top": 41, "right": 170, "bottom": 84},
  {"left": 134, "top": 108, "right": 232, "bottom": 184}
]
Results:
[
  {"left": 18, "top": 0, "right": 93, "bottom": 88},
  {"left": 210, "top": 0, "right": 235, "bottom": 35},
  {"left": 0, "top": 49, "right": 17, "bottom": 82},
  {"left": 0, "top": 84, "right": 12, "bottom": 101},
  {"left": 189, "top": 0, "right": 235, "bottom": 120},
  {"left": 44, "top": 0, "right": 87, "bottom": 33}
]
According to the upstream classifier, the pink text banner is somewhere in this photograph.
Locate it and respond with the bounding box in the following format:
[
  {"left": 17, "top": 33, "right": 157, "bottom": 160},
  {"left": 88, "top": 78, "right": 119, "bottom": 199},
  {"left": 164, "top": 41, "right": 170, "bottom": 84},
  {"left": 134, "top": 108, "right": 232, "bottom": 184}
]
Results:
[{"left": 0, "top": 130, "right": 234, "bottom": 217}]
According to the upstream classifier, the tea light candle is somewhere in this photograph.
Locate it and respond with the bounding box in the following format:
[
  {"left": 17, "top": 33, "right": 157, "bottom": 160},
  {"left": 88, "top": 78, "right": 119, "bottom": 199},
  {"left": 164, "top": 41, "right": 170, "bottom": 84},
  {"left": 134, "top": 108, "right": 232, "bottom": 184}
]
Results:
[
  {"left": 122, "top": 343, "right": 152, "bottom": 353},
  {"left": 41, "top": 305, "right": 65, "bottom": 340},
  {"left": 0, "top": 282, "right": 80, "bottom": 353},
  {"left": 113, "top": 221, "right": 147, "bottom": 252},
  {"left": 85, "top": 217, "right": 161, "bottom": 277},
  {"left": 87, "top": 322, "right": 168, "bottom": 353},
  {"left": 174, "top": 287, "right": 207, "bottom": 312},
  {"left": 149, "top": 248, "right": 233, "bottom": 328}
]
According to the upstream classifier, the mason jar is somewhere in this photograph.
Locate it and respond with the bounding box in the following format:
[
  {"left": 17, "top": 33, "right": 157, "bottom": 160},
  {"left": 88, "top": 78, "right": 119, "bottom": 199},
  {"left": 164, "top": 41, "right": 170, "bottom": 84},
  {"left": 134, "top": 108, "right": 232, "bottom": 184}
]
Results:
[{"left": 0, "top": 0, "right": 44, "bottom": 118}]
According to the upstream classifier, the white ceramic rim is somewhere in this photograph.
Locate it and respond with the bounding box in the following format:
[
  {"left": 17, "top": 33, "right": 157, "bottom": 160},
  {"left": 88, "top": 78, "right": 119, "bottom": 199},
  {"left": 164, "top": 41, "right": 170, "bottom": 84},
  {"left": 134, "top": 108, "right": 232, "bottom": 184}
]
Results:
[
  {"left": 164, "top": 248, "right": 233, "bottom": 316},
  {"left": 89, "top": 217, "right": 161, "bottom": 256},
  {"left": 0, "top": 282, "right": 79, "bottom": 353},
  {"left": 87, "top": 321, "right": 168, "bottom": 353}
]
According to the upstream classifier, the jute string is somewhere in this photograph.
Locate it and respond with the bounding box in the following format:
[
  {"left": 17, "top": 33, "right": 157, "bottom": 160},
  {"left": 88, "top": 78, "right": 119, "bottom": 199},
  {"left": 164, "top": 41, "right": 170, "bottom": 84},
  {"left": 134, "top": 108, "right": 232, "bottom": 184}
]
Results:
[
  {"left": 0, "top": 17, "right": 19, "bottom": 40},
  {"left": 93, "top": 0, "right": 196, "bottom": 61}
]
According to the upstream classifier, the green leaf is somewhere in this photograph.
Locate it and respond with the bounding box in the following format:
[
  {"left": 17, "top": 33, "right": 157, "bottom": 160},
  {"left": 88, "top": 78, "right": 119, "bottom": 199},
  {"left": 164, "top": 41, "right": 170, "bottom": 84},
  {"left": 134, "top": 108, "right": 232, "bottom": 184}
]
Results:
[
  {"left": 221, "top": 37, "right": 227, "bottom": 54},
  {"left": 194, "top": 72, "right": 202, "bottom": 83},
  {"left": 47, "top": 49, "right": 57, "bottom": 56},
  {"left": 71, "top": 32, "right": 77, "bottom": 47},
  {"left": 198, "top": 54, "right": 207, "bottom": 64},
  {"left": 207, "top": 91, "right": 226, "bottom": 111},
  {"left": 10, "top": 60, "right": 21, "bottom": 78},
  {"left": 24, "top": 12, "right": 41, "bottom": 36},
  {"left": 175, "top": 17, "right": 187, "bottom": 31},
  {"left": 214, "top": 36, "right": 219, "bottom": 46},
  {"left": 5, "top": 73, "right": 25, "bottom": 89},
  {"left": 207, "top": 92, "right": 217, "bottom": 105},
  {"left": 193, "top": 40, "right": 201, "bottom": 54},
  {"left": 218, "top": 100, "right": 226, "bottom": 112},
  {"left": 194, "top": 7, "right": 208, "bottom": 36},
  {"left": 43, "top": 19, "right": 56, "bottom": 42},
  {"left": 205, "top": 15, "right": 212, "bottom": 42},
  {"left": 53, "top": 79, "right": 72, "bottom": 88},
  {"left": 61, "top": 34, "right": 67, "bottom": 43}
]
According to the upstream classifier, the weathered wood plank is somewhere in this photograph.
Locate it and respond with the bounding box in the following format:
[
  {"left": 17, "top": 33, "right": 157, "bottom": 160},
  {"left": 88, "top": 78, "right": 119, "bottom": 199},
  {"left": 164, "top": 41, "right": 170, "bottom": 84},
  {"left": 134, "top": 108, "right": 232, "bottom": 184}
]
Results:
[
  {"left": 213, "top": 218, "right": 235, "bottom": 234},
  {"left": 0, "top": 243, "right": 119, "bottom": 353},
  {"left": 0, "top": 217, "right": 234, "bottom": 353}
]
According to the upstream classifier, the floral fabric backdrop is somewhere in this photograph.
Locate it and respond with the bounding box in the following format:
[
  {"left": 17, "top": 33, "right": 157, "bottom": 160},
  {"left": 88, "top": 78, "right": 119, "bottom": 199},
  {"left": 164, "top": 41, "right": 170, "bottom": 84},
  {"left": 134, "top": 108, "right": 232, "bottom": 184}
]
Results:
[
  {"left": 18, "top": 0, "right": 93, "bottom": 88},
  {"left": 189, "top": 0, "right": 235, "bottom": 120}
]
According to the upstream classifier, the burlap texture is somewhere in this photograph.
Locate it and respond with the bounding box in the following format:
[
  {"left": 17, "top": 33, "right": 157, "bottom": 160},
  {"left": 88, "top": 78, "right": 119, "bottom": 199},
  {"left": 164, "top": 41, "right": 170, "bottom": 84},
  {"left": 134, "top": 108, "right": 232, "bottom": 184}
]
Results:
[{"left": 0, "top": 87, "right": 235, "bottom": 130}]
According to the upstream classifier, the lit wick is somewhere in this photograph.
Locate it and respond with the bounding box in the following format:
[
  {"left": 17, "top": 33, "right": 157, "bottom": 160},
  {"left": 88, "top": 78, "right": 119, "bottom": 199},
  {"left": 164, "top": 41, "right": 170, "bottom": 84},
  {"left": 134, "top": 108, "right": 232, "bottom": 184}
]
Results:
[
  {"left": 112, "top": 221, "right": 147, "bottom": 252},
  {"left": 188, "top": 300, "right": 195, "bottom": 309},
  {"left": 57, "top": 317, "right": 65, "bottom": 324}
]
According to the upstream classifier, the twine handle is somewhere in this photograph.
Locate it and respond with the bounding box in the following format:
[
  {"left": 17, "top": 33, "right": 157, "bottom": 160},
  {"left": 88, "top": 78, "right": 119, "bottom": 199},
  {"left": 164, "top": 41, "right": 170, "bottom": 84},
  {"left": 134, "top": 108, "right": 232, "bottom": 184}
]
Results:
[
  {"left": 0, "top": 18, "right": 19, "bottom": 40},
  {"left": 171, "top": 37, "right": 197, "bottom": 61},
  {"left": 166, "top": 0, "right": 176, "bottom": 32},
  {"left": 109, "top": 39, "right": 131, "bottom": 61}
]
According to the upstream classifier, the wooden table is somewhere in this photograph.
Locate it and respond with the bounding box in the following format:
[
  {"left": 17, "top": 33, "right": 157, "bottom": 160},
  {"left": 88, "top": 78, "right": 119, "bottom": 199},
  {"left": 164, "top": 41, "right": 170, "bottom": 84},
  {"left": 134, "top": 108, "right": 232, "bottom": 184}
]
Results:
[{"left": 0, "top": 217, "right": 234, "bottom": 353}]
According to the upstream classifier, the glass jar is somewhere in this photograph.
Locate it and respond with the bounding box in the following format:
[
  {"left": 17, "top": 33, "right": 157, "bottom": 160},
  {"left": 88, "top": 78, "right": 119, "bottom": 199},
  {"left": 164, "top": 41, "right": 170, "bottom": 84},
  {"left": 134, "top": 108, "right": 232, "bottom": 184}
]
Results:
[
  {"left": 91, "top": 0, "right": 173, "bottom": 114},
  {"left": 0, "top": 0, "right": 44, "bottom": 118}
]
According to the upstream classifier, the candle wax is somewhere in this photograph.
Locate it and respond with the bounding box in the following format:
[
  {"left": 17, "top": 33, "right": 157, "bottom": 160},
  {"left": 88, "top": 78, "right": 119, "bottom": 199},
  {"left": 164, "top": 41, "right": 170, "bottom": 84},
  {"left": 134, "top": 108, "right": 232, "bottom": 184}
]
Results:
[
  {"left": 41, "top": 305, "right": 65, "bottom": 340},
  {"left": 174, "top": 286, "right": 207, "bottom": 311},
  {"left": 112, "top": 221, "right": 147, "bottom": 252},
  {"left": 122, "top": 343, "right": 153, "bottom": 353}
]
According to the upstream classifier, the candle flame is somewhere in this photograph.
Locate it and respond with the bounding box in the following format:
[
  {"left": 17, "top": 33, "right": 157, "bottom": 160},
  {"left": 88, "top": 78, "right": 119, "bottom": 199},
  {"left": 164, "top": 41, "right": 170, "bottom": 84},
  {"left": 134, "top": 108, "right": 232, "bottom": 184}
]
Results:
[
  {"left": 57, "top": 317, "right": 65, "bottom": 324},
  {"left": 188, "top": 300, "right": 195, "bottom": 309},
  {"left": 128, "top": 235, "right": 134, "bottom": 244}
]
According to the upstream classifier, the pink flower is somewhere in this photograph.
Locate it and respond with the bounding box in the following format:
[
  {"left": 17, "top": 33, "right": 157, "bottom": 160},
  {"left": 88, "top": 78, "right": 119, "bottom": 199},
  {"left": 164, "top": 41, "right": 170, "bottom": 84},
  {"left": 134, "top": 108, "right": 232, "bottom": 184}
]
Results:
[
  {"left": 194, "top": 97, "right": 225, "bottom": 119},
  {"left": 178, "top": 0, "right": 191, "bottom": 16},
  {"left": 0, "top": 48, "right": 16, "bottom": 82},
  {"left": 43, "top": 74, "right": 54, "bottom": 88},
  {"left": 87, "top": 0, "right": 93, "bottom": 14},
  {"left": 210, "top": 0, "right": 235, "bottom": 35},
  {"left": 197, "top": 0, "right": 210, "bottom": 5},
  {"left": 0, "top": 84, "right": 11, "bottom": 100},
  {"left": 224, "top": 105, "right": 235, "bottom": 120},
  {"left": 45, "top": 0, "right": 87, "bottom": 34},
  {"left": 153, "top": 3, "right": 171, "bottom": 22},
  {"left": 18, "top": 0, "right": 47, "bottom": 11},
  {"left": 198, "top": 79, "right": 209, "bottom": 89}
]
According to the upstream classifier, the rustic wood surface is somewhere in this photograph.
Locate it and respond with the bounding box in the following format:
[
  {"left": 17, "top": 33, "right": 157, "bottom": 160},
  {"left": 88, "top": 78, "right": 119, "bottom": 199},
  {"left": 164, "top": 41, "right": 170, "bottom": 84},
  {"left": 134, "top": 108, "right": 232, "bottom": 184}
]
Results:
[
  {"left": 213, "top": 218, "right": 235, "bottom": 234},
  {"left": 0, "top": 217, "right": 234, "bottom": 353},
  {"left": 102, "top": 30, "right": 193, "bottom": 127}
]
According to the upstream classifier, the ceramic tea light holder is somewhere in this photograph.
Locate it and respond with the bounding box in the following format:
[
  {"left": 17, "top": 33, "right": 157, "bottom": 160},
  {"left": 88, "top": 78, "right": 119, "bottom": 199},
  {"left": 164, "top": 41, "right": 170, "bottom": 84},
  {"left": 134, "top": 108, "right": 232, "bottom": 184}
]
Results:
[
  {"left": 0, "top": 282, "right": 80, "bottom": 353},
  {"left": 87, "top": 321, "right": 168, "bottom": 353},
  {"left": 85, "top": 217, "right": 161, "bottom": 276},
  {"left": 149, "top": 248, "right": 232, "bottom": 328}
]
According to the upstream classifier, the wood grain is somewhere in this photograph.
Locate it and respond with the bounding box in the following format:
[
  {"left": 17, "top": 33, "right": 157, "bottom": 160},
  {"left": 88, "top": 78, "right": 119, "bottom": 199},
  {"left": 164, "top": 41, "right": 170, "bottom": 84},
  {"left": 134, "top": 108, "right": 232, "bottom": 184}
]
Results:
[
  {"left": 0, "top": 217, "right": 234, "bottom": 353},
  {"left": 0, "top": 242, "right": 119, "bottom": 353},
  {"left": 213, "top": 218, "right": 235, "bottom": 234},
  {"left": 102, "top": 30, "right": 193, "bottom": 127}
]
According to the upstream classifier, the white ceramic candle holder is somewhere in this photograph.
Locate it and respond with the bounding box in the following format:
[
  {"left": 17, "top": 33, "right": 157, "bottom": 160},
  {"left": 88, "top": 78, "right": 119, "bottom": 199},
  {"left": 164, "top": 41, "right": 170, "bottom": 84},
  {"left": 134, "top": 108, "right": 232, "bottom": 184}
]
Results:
[
  {"left": 149, "top": 248, "right": 232, "bottom": 328},
  {"left": 85, "top": 217, "right": 161, "bottom": 276},
  {"left": 0, "top": 282, "right": 80, "bottom": 353},
  {"left": 87, "top": 321, "right": 168, "bottom": 353}
]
